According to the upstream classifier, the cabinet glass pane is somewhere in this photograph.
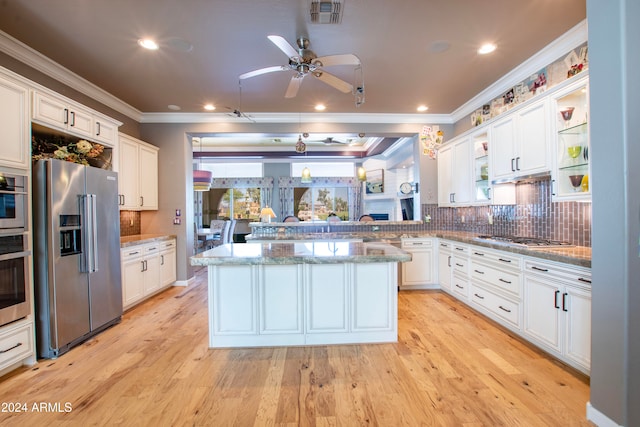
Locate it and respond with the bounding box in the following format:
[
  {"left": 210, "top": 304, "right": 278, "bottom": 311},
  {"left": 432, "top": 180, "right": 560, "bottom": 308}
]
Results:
[
  {"left": 556, "top": 85, "right": 589, "bottom": 196},
  {"left": 473, "top": 133, "right": 489, "bottom": 202}
]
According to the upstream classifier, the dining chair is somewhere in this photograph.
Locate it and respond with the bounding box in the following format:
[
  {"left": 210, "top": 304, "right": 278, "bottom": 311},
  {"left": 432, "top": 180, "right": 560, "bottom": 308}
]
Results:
[
  {"left": 358, "top": 214, "right": 374, "bottom": 222},
  {"left": 283, "top": 215, "right": 300, "bottom": 222}
]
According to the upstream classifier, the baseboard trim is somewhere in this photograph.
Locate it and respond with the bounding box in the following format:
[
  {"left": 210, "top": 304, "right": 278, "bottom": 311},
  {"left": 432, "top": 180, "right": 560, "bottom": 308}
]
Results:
[
  {"left": 173, "top": 276, "right": 195, "bottom": 287},
  {"left": 587, "top": 402, "right": 623, "bottom": 427}
]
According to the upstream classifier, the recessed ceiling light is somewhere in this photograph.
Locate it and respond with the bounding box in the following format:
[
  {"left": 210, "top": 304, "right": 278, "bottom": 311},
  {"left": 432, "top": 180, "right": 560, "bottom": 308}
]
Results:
[
  {"left": 167, "top": 104, "right": 181, "bottom": 111},
  {"left": 138, "top": 38, "right": 159, "bottom": 50},
  {"left": 204, "top": 104, "right": 215, "bottom": 111},
  {"left": 314, "top": 104, "right": 326, "bottom": 111},
  {"left": 417, "top": 105, "right": 429, "bottom": 112},
  {"left": 478, "top": 43, "right": 496, "bottom": 55}
]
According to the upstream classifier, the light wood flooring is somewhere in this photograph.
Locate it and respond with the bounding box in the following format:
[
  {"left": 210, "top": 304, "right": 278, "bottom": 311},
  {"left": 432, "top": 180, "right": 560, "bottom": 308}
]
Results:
[{"left": 0, "top": 267, "right": 591, "bottom": 426}]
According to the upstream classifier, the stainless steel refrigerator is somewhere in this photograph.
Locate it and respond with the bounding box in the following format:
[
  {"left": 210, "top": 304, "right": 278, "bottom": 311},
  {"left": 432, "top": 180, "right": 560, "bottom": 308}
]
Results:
[{"left": 33, "top": 159, "right": 122, "bottom": 358}]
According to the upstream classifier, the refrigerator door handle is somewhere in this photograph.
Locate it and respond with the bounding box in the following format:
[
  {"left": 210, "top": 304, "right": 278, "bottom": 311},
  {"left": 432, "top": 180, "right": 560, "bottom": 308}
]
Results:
[
  {"left": 81, "top": 194, "right": 90, "bottom": 273},
  {"left": 89, "top": 194, "right": 99, "bottom": 273}
]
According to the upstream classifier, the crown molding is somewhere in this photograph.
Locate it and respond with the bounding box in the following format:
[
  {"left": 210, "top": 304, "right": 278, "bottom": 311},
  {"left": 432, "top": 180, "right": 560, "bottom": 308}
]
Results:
[
  {"left": 0, "top": 30, "right": 143, "bottom": 122},
  {"left": 450, "top": 19, "right": 588, "bottom": 123},
  {"left": 139, "top": 112, "right": 454, "bottom": 124}
]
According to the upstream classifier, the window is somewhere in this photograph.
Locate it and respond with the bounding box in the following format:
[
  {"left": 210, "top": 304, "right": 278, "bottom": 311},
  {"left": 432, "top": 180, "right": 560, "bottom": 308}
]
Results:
[
  {"left": 217, "top": 188, "right": 262, "bottom": 220},
  {"left": 296, "top": 187, "right": 349, "bottom": 221}
]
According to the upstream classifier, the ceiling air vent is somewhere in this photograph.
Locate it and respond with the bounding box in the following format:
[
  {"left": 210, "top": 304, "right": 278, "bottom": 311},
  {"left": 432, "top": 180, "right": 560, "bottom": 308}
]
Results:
[{"left": 310, "top": 0, "right": 343, "bottom": 24}]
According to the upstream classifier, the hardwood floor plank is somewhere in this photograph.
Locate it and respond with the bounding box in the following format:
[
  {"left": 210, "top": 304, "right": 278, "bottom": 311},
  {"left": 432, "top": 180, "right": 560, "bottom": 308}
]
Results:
[{"left": 0, "top": 272, "right": 591, "bottom": 426}]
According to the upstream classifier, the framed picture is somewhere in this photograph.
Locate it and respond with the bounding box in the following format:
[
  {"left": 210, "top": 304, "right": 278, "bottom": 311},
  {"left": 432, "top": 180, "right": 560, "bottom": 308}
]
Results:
[{"left": 365, "top": 169, "right": 384, "bottom": 194}]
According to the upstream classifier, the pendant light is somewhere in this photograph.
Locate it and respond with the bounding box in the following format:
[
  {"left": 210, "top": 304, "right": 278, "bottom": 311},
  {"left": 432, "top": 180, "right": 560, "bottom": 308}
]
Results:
[
  {"left": 357, "top": 166, "right": 367, "bottom": 181},
  {"left": 301, "top": 166, "right": 312, "bottom": 183},
  {"left": 193, "top": 137, "right": 212, "bottom": 191}
]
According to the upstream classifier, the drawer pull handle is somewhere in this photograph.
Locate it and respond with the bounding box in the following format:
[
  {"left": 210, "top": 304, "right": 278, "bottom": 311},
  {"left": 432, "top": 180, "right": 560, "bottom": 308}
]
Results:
[
  {"left": 578, "top": 277, "right": 591, "bottom": 284},
  {"left": 128, "top": 251, "right": 140, "bottom": 256},
  {"left": 455, "top": 263, "right": 463, "bottom": 267},
  {"left": 474, "top": 269, "right": 485, "bottom": 275},
  {"left": 474, "top": 293, "right": 484, "bottom": 299},
  {"left": 455, "top": 247, "right": 465, "bottom": 251},
  {"left": 441, "top": 243, "right": 448, "bottom": 248},
  {"left": 498, "top": 278, "right": 512, "bottom": 284},
  {"left": 455, "top": 284, "right": 464, "bottom": 289},
  {"left": 0, "top": 342, "right": 22, "bottom": 354},
  {"left": 498, "top": 305, "right": 512, "bottom": 313},
  {"left": 498, "top": 258, "right": 512, "bottom": 263},
  {"left": 474, "top": 252, "right": 485, "bottom": 256},
  {"left": 531, "top": 266, "right": 549, "bottom": 272}
]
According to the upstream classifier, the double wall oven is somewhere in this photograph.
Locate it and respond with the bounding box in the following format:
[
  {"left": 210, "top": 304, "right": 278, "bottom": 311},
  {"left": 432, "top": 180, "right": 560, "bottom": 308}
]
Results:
[{"left": 0, "top": 171, "right": 30, "bottom": 327}]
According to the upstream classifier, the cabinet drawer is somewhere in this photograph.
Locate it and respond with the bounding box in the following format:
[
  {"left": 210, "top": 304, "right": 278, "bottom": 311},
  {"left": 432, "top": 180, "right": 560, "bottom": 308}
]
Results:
[
  {"left": 452, "top": 257, "right": 468, "bottom": 275},
  {"left": 438, "top": 240, "right": 452, "bottom": 251},
  {"left": 524, "top": 259, "right": 591, "bottom": 287},
  {"left": 121, "top": 246, "right": 145, "bottom": 260},
  {"left": 471, "top": 285, "right": 520, "bottom": 328},
  {"left": 159, "top": 239, "right": 176, "bottom": 251},
  {"left": 401, "top": 238, "right": 433, "bottom": 249},
  {"left": 452, "top": 273, "right": 469, "bottom": 299},
  {"left": 470, "top": 246, "right": 521, "bottom": 269},
  {"left": 471, "top": 261, "right": 521, "bottom": 296},
  {"left": 452, "top": 244, "right": 468, "bottom": 255},
  {"left": 0, "top": 322, "right": 34, "bottom": 368}
]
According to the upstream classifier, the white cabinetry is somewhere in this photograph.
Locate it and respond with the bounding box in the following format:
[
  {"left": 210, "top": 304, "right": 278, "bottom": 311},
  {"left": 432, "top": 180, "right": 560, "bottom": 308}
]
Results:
[
  {"left": 118, "top": 134, "right": 158, "bottom": 210},
  {"left": 437, "top": 137, "right": 472, "bottom": 206},
  {"left": 523, "top": 258, "right": 591, "bottom": 373},
  {"left": 469, "top": 247, "right": 522, "bottom": 330},
  {"left": 206, "top": 261, "right": 397, "bottom": 348},
  {"left": 451, "top": 243, "right": 469, "bottom": 300},
  {"left": 400, "top": 238, "right": 436, "bottom": 289},
  {"left": 491, "top": 99, "right": 551, "bottom": 182},
  {"left": 0, "top": 319, "right": 35, "bottom": 375},
  {"left": 121, "top": 239, "right": 176, "bottom": 310},
  {"left": 32, "top": 91, "right": 121, "bottom": 147},
  {"left": 0, "top": 72, "right": 30, "bottom": 169},
  {"left": 437, "top": 240, "right": 452, "bottom": 291}
]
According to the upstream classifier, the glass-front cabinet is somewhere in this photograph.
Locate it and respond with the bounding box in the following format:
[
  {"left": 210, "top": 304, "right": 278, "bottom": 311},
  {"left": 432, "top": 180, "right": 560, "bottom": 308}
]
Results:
[
  {"left": 552, "top": 76, "right": 590, "bottom": 200},
  {"left": 472, "top": 130, "right": 490, "bottom": 203}
]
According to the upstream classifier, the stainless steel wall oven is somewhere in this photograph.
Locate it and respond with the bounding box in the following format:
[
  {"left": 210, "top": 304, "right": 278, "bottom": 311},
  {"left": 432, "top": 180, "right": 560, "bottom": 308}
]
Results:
[
  {"left": 0, "top": 172, "right": 27, "bottom": 231},
  {"left": 0, "top": 231, "right": 30, "bottom": 326}
]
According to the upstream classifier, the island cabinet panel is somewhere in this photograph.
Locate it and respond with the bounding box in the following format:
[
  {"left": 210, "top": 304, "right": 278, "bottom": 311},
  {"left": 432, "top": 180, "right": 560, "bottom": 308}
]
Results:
[
  {"left": 305, "top": 264, "right": 349, "bottom": 333},
  {"left": 259, "top": 265, "right": 303, "bottom": 334},
  {"left": 210, "top": 266, "right": 257, "bottom": 335},
  {"left": 352, "top": 263, "right": 395, "bottom": 331}
]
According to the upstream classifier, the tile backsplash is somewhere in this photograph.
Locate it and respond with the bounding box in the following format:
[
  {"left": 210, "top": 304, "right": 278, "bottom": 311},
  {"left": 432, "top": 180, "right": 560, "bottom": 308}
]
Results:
[
  {"left": 120, "top": 211, "right": 141, "bottom": 236},
  {"left": 421, "top": 180, "right": 591, "bottom": 247}
]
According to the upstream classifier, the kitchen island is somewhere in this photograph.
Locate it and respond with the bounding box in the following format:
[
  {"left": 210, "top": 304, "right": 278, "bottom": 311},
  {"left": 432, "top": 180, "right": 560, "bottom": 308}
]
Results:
[{"left": 190, "top": 241, "right": 411, "bottom": 348}]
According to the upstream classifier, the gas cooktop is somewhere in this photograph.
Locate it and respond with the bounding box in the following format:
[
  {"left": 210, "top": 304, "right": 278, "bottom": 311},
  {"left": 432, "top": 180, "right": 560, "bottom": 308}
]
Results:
[{"left": 474, "top": 235, "right": 574, "bottom": 248}]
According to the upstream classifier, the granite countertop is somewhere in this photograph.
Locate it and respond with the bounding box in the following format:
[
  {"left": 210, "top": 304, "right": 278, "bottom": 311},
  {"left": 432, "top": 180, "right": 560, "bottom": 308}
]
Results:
[
  {"left": 190, "top": 241, "right": 412, "bottom": 266},
  {"left": 120, "top": 234, "right": 177, "bottom": 248},
  {"left": 246, "top": 230, "right": 592, "bottom": 268}
]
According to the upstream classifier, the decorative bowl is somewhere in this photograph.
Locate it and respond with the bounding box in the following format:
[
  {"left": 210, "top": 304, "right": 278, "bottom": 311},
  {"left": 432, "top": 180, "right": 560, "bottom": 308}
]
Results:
[
  {"left": 569, "top": 174, "right": 585, "bottom": 190},
  {"left": 567, "top": 145, "right": 582, "bottom": 158},
  {"left": 560, "top": 107, "right": 575, "bottom": 121}
]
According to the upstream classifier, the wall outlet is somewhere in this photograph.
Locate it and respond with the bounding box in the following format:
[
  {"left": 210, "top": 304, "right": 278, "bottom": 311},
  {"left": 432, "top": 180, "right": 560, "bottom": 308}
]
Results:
[
  {"left": 424, "top": 214, "right": 431, "bottom": 223},
  {"left": 487, "top": 213, "right": 494, "bottom": 225},
  {"left": 461, "top": 215, "right": 465, "bottom": 223}
]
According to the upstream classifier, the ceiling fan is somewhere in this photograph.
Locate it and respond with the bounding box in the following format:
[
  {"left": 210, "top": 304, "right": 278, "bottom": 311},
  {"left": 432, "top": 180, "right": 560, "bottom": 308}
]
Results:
[{"left": 239, "top": 35, "right": 361, "bottom": 98}]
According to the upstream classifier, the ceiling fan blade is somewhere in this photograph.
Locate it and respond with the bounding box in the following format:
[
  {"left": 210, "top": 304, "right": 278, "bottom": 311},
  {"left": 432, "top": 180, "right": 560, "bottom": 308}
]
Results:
[
  {"left": 313, "top": 54, "right": 361, "bottom": 67},
  {"left": 267, "top": 35, "right": 300, "bottom": 59},
  {"left": 239, "top": 65, "right": 288, "bottom": 80},
  {"left": 312, "top": 70, "right": 353, "bottom": 93},
  {"left": 285, "top": 74, "right": 304, "bottom": 98}
]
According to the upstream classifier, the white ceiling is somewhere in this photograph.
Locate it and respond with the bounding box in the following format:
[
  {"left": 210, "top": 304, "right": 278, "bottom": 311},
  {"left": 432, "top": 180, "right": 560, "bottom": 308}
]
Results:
[{"left": 0, "top": 0, "right": 586, "bottom": 156}]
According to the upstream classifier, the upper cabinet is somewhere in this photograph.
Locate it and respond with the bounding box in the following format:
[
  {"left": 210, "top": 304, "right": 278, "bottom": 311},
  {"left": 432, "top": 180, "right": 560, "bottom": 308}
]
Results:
[
  {"left": 32, "top": 91, "right": 121, "bottom": 147},
  {"left": 551, "top": 76, "right": 590, "bottom": 200},
  {"left": 437, "top": 136, "right": 471, "bottom": 207},
  {"left": 118, "top": 134, "right": 158, "bottom": 211},
  {"left": 0, "top": 72, "right": 30, "bottom": 170},
  {"left": 472, "top": 130, "right": 490, "bottom": 204},
  {"left": 490, "top": 98, "right": 551, "bottom": 182}
]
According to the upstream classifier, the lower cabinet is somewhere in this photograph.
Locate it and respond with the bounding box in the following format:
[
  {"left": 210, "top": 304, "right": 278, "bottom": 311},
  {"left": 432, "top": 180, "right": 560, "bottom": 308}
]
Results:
[
  {"left": 436, "top": 238, "right": 591, "bottom": 375},
  {"left": 121, "top": 239, "right": 176, "bottom": 310},
  {"left": 523, "top": 258, "right": 591, "bottom": 373},
  {"left": 437, "top": 241, "right": 452, "bottom": 291},
  {"left": 400, "top": 238, "right": 436, "bottom": 289},
  {"left": 207, "top": 262, "right": 397, "bottom": 347},
  {"left": 0, "top": 319, "right": 35, "bottom": 375}
]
